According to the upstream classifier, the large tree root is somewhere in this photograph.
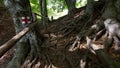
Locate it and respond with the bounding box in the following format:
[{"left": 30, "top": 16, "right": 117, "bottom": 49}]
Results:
[
  {"left": 65, "top": 18, "right": 119, "bottom": 68},
  {"left": 68, "top": 36, "right": 81, "bottom": 51}
]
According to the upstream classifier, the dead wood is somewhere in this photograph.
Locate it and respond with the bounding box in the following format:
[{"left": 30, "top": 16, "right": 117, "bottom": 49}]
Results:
[{"left": 0, "top": 22, "right": 37, "bottom": 58}]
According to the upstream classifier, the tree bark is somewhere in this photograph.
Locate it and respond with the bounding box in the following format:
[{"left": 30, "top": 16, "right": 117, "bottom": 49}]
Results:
[
  {"left": 102, "top": 0, "right": 117, "bottom": 19},
  {"left": 4, "top": 0, "right": 41, "bottom": 68},
  {"left": 39, "top": 0, "right": 49, "bottom": 25},
  {"left": 92, "top": 0, "right": 120, "bottom": 67},
  {"left": 85, "top": 0, "right": 94, "bottom": 21},
  {"left": 65, "top": 0, "right": 76, "bottom": 15}
]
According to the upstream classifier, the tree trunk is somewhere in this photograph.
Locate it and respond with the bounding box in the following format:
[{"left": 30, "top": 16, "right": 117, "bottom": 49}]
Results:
[
  {"left": 101, "top": 0, "right": 120, "bottom": 52},
  {"left": 65, "top": 0, "right": 76, "bottom": 15},
  {"left": 4, "top": 0, "right": 41, "bottom": 68},
  {"left": 88, "top": 0, "right": 120, "bottom": 67},
  {"left": 101, "top": 0, "right": 120, "bottom": 21},
  {"left": 85, "top": 0, "right": 94, "bottom": 21},
  {"left": 39, "top": 0, "right": 49, "bottom": 25},
  {"left": 102, "top": 0, "right": 117, "bottom": 19}
]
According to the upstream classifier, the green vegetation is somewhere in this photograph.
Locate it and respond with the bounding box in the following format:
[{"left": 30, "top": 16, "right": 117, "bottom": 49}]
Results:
[
  {"left": 30, "top": 0, "right": 87, "bottom": 19},
  {"left": 0, "top": 0, "right": 5, "bottom": 8}
]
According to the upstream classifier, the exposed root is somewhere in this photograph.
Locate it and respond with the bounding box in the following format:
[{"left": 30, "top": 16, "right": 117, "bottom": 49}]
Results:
[
  {"left": 22, "top": 57, "right": 38, "bottom": 68},
  {"left": 60, "top": 14, "right": 88, "bottom": 35},
  {"left": 19, "top": 18, "right": 119, "bottom": 68},
  {"left": 64, "top": 55, "right": 74, "bottom": 68},
  {"left": 69, "top": 36, "right": 81, "bottom": 51},
  {"left": 34, "top": 61, "right": 41, "bottom": 68},
  {"left": 85, "top": 36, "right": 116, "bottom": 68},
  {"left": 45, "top": 55, "right": 52, "bottom": 68},
  {"left": 86, "top": 36, "right": 104, "bottom": 54},
  {"left": 79, "top": 52, "right": 88, "bottom": 68},
  {"left": 93, "top": 29, "right": 106, "bottom": 41},
  {"left": 103, "top": 18, "right": 120, "bottom": 51}
]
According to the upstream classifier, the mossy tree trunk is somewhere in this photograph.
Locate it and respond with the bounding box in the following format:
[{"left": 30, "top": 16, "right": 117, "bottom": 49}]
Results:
[{"left": 4, "top": 0, "right": 42, "bottom": 68}]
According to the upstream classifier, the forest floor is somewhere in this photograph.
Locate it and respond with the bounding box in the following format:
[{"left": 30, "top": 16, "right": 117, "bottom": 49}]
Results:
[
  {"left": 35, "top": 6, "right": 120, "bottom": 67},
  {"left": 0, "top": 5, "right": 120, "bottom": 68}
]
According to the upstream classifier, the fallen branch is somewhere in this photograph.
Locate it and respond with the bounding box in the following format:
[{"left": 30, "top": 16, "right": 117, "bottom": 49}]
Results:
[{"left": 0, "top": 22, "right": 37, "bottom": 58}]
